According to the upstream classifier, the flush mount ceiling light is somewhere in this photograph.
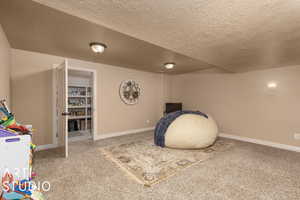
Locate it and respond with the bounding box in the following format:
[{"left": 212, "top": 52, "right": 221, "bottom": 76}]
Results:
[
  {"left": 90, "top": 42, "right": 107, "bottom": 53},
  {"left": 267, "top": 81, "right": 277, "bottom": 89},
  {"left": 164, "top": 63, "right": 176, "bottom": 69}
]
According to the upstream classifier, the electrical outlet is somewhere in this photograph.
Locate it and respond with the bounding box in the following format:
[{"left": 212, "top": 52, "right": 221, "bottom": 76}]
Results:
[{"left": 294, "top": 133, "right": 300, "bottom": 140}]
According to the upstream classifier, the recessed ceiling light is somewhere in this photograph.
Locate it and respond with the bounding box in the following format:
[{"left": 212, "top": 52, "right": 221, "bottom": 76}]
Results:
[
  {"left": 90, "top": 42, "right": 107, "bottom": 53},
  {"left": 164, "top": 63, "right": 175, "bottom": 69}
]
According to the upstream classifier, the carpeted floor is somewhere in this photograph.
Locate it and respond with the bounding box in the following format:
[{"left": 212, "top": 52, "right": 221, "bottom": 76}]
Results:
[
  {"left": 34, "top": 131, "right": 300, "bottom": 200},
  {"left": 100, "top": 138, "right": 234, "bottom": 186}
]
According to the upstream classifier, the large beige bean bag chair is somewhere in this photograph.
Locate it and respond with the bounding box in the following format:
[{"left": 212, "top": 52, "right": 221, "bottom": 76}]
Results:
[{"left": 165, "top": 114, "right": 218, "bottom": 149}]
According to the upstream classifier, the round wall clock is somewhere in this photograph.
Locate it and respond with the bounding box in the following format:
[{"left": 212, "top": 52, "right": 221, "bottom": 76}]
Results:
[{"left": 119, "top": 80, "right": 141, "bottom": 105}]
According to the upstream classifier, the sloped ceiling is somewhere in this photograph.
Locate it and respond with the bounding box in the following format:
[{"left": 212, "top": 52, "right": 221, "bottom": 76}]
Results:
[
  {"left": 33, "top": 0, "right": 300, "bottom": 72},
  {"left": 0, "top": 0, "right": 219, "bottom": 74}
]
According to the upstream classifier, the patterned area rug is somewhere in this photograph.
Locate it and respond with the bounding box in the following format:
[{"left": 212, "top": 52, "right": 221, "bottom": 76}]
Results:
[{"left": 100, "top": 138, "right": 234, "bottom": 186}]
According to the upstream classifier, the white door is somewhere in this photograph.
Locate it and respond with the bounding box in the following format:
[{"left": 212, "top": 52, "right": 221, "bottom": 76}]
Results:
[{"left": 56, "top": 60, "right": 69, "bottom": 158}]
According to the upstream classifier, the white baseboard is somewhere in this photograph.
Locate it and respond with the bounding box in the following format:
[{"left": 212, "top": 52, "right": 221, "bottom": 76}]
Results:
[
  {"left": 39, "top": 130, "right": 299, "bottom": 153},
  {"left": 220, "top": 133, "right": 300, "bottom": 153},
  {"left": 36, "top": 127, "right": 155, "bottom": 151},
  {"left": 36, "top": 143, "right": 58, "bottom": 151},
  {"left": 94, "top": 127, "right": 155, "bottom": 141}
]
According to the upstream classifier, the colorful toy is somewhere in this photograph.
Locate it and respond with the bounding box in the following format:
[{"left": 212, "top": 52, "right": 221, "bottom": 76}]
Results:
[
  {"left": 7, "top": 123, "right": 30, "bottom": 135},
  {"left": 0, "top": 116, "right": 14, "bottom": 127},
  {"left": 30, "top": 144, "right": 36, "bottom": 151},
  {"left": 0, "top": 100, "right": 12, "bottom": 118},
  {"left": 0, "top": 127, "right": 16, "bottom": 137},
  {"left": 14, "top": 180, "right": 33, "bottom": 196},
  {"left": 0, "top": 99, "right": 43, "bottom": 200},
  {"left": 1, "top": 173, "right": 14, "bottom": 191},
  {"left": 1, "top": 173, "right": 44, "bottom": 200},
  {"left": 0, "top": 99, "right": 30, "bottom": 135},
  {"left": 2, "top": 192, "right": 27, "bottom": 200},
  {"left": 31, "top": 191, "right": 45, "bottom": 200}
]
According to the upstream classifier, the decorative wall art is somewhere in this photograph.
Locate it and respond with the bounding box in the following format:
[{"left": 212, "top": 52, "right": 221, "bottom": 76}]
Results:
[{"left": 119, "top": 80, "right": 141, "bottom": 105}]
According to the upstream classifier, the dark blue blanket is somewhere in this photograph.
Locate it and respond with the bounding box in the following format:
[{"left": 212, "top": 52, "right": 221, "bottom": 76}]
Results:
[{"left": 154, "top": 110, "right": 208, "bottom": 147}]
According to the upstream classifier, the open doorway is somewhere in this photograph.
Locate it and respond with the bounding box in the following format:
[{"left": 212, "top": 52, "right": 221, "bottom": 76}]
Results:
[
  {"left": 54, "top": 60, "right": 97, "bottom": 157},
  {"left": 67, "top": 68, "right": 95, "bottom": 142}
]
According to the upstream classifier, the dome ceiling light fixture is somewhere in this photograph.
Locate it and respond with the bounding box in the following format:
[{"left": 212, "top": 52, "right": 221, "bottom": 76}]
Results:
[
  {"left": 89, "top": 42, "right": 107, "bottom": 53},
  {"left": 164, "top": 62, "right": 176, "bottom": 69},
  {"left": 267, "top": 81, "right": 277, "bottom": 89}
]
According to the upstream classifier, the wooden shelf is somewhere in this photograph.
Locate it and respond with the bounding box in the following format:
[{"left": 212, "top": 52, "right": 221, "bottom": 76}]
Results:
[
  {"left": 69, "top": 95, "right": 92, "bottom": 98},
  {"left": 69, "top": 95, "right": 86, "bottom": 98},
  {"left": 69, "top": 85, "right": 87, "bottom": 88},
  {"left": 68, "top": 84, "right": 92, "bottom": 134},
  {"left": 69, "top": 116, "right": 84, "bottom": 119},
  {"left": 69, "top": 105, "right": 91, "bottom": 108},
  {"left": 69, "top": 115, "right": 91, "bottom": 120}
]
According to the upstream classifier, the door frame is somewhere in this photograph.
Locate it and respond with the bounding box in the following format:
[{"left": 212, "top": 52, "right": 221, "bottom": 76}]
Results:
[{"left": 52, "top": 60, "right": 98, "bottom": 147}]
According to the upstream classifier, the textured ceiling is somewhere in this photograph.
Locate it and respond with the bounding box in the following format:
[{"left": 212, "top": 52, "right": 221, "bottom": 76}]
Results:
[
  {"left": 33, "top": 0, "right": 300, "bottom": 72},
  {"left": 0, "top": 0, "right": 217, "bottom": 74}
]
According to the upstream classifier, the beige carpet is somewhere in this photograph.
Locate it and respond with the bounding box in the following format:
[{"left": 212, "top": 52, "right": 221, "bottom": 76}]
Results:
[
  {"left": 100, "top": 138, "right": 233, "bottom": 186},
  {"left": 34, "top": 131, "right": 300, "bottom": 200}
]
